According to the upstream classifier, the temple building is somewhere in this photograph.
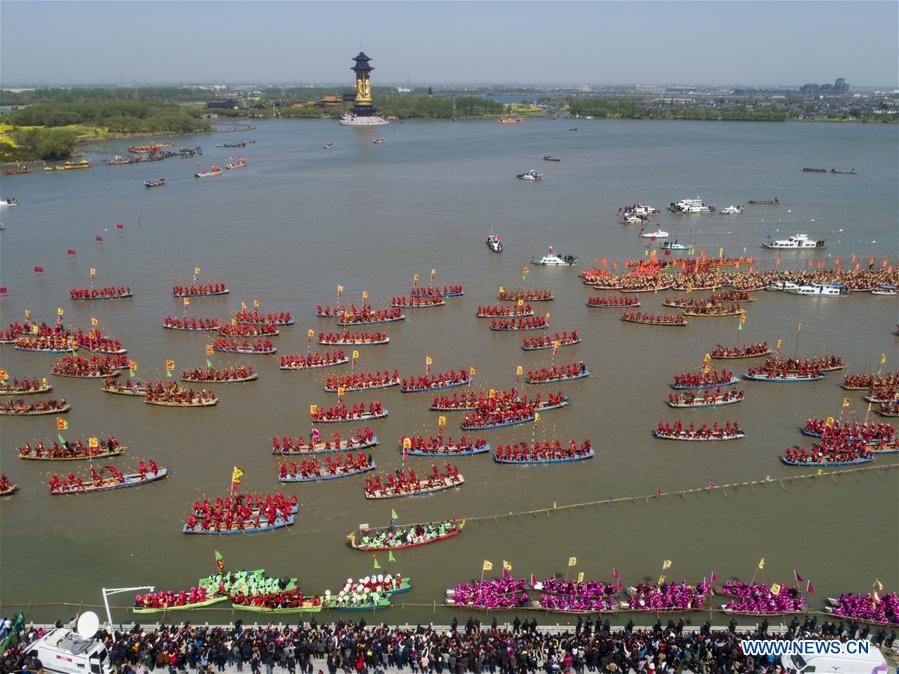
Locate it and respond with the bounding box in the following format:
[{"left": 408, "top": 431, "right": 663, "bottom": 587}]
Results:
[{"left": 339, "top": 52, "right": 389, "bottom": 126}]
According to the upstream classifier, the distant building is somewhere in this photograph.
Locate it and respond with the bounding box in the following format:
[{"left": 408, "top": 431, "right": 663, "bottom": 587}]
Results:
[
  {"left": 206, "top": 99, "right": 239, "bottom": 110},
  {"left": 800, "top": 78, "right": 849, "bottom": 95}
]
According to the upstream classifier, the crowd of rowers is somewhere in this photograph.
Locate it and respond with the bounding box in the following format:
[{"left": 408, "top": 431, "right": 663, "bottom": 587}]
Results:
[
  {"left": 628, "top": 580, "right": 711, "bottom": 611},
  {"left": 495, "top": 439, "right": 593, "bottom": 462},
  {"left": 316, "top": 305, "right": 403, "bottom": 323},
  {"left": 476, "top": 304, "right": 533, "bottom": 317},
  {"left": 432, "top": 389, "right": 518, "bottom": 410},
  {"left": 760, "top": 355, "right": 843, "bottom": 372},
  {"left": 461, "top": 392, "right": 568, "bottom": 427},
  {"left": 233, "top": 589, "right": 321, "bottom": 610},
  {"left": 522, "top": 331, "right": 579, "bottom": 350},
  {"left": 186, "top": 493, "right": 299, "bottom": 532},
  {"left": 0, "top": 398, "right": 68, "bottom": 414},
  {"left": 354, "top": 519, "right": 457, "bottom": 549},
  {"left": 325, "top": 371, "right": 399, "bottom": 391},
  {"left": 146, "top": 387, "right": 217, "bottom": 405},
  {"left": 163, "top": 316, "right": 220, "bottom": 330},
  {"left": 499, "top": 288, "right": 553, "bottom": 301},
  {"left": 218, "top": 322, "right": 279, "bottom": 338},
  {"left": 668, "top": 389, "right": 744, "bottom": 406},
  {"left": 0, "top": 376, "right": 49, "bottom": 394},
  {"left": 416, "top": 283, "right": 463, "bottom": 296},
  {"left": 233, "top": 309, "right": 293, "bottom": 325},
  {"left": 319, "top": 330, "right": 387, "bottom": 345},
  {"left": 720, "top": 580, "right": 805, "bottom": 614},
  {"left": 311, "top": 402, "right": 385, "bottom": 422},
  {"left": 13, "top": 334, "right": 74, "bottom": 351},
  {"left": 74, "top": 329, "right": 125, "bottom": 354},
  {"left": 182, "top": 366, "right": 255, "bottom": 383},
  {"left": 868, "top": 384, "right": 899, "bottom": 402},
  {"left": 0, "top": 320, "right": 68, "bottom": 342},
  {"left": 212, "top": 338, "right": 275, "bottom": 353},
  {"left": 802, "top": 419, "right": 895, "bottom": 446},
  {"left": 679, "top": 302, "right": 744, "bottom": 317},
  {"left": 526, "top": 362, "right": 588, "bottom": 384},
  {"left": 52, "top": 354, "right": 127, "bottom": 377},
  {"left": 401, "top": 435, "right": 487, "bottom": 454},
  {"left": 655, "top": 421, "right": 744, "bottom": 440},
  {"left": 401, "top": 370, "right": 471, "bottom": 391},
  {"left": 587, "top": 295, "right": 640, "bottom": 308},
  {"left": 842, "top": 370, "right": 899, "bottom": 389},
  {"left": 272, "top": 428, "right": 376, "bottom": 453},
  {"left": 831, "top": 591, "right": 899, "bottom": 624},
  {"left": 392, "top": 292, "right": 445, "bottom": 307},
  {"left": 672, "top": 370, "right": 734, "bottom": 388},
  {"left": 279, "top": 452, "right": 373, "bottom": 479},
  {"left": 490, "top": 316, "right": 548, "bottom": 331},
  {"left": 103, "top": 378, "right": 174, "bottom": 395},
  {"left": 18, "top": 436, "right": 120, "bottom": 459},
  {"left": 69, "top": 286, "right": 132, "bottom": 300},
  {"left": 171, "top": 282, "right": 227, "bottom": 296},
  {"left": 709, "top": 342, "right": 770, "bottom": 359},
  {"left": 134, "top": 586, "right": 211, "bottom": 610},
  {"left": 280, "top": 351, "right": 346, "bottom": 368},
  {"left": 0, "top": 473, "right": 16, "bottom": 493},
  {"left": 49, "top": 460, "right": 159, "bottom": 493},
  {"left": 782, "top": 441, "right": 872, "bottom": 465},
  {"left": 363, "top": 464, "right": 461, "bottom": 497},
  {"left": 327, "top": 575, "right": 406, "bottom": 608},
  {"left": 621, "top": 311, "right": 686, "bottom": 325}
]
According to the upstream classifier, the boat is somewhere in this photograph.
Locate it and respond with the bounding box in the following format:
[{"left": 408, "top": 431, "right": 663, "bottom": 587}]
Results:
[
  {"left": 710, "top": 345, "right": 771, "bottom": 360},
  {"left": 162, "top": 318, "right": 220, "bottom": 331},
  {"left": 49, "top": 467, "right": 168, "bottom": 494},
  {"left": 516, "top": 169, "right": 543, "bottom": 181},
  {"left": 0, "top": 197, "right": 20, "bottom": 207},
  {"left": 0, "top": 382, "right": 53, "bottom": 395},
  {"left": 871, "top": 285, "right": 897, "bottom": 296},
  {"left": 172, "top": 285, "right": 229, "bottom": 297},
  {"left": 653, "top": 429, "right": 745, "bottom": 441},
  {"left": 486, "top": 233, "right": 503, "bottom": 253},
  {"left": 231, "top": 598, "right": 323, "bottom": 614},
  {"left": 182, "top": 369, "right": 258, "bottom": 383},
  {"left": 182, "top": 516, "right": 295, "bottom": 535},
  {"left": 319, "top": 333, "right": 390, "bottom": 346},
  {"left": 372, "top": 138, "right": 385, "bottom": 144},
  {"left": 323, "top": 375, "right": 399, "bottom": 393},
  {"left": 0, "top": 402, "right": 71, "bottom": 416},
  {"left": 542, "top": 155, "right": 561, "bottom": 162},
  {"left": 780, "top": 456, "right": 872, "bottom": 467},
  {"left": 144, "top": 178, "right": 166, "bottom": 188},
  {"left": 213, "top": 341, "right": 276, "bottom": 354},
  {"left": 347, "top": 519, "right": 465, "bottom": 551},
  {"left": 743, "top": 372, "right": 825, "bottom": 383},
  {"left": 280, "top": 354, "right": 349, "bottom": 370},
  {"left": 311, "top": 406, "right": 389, "bottom": 423},
  {"left": 323, "top": 595, "right": 392, "bottom": 611},
  {"left": 404, "top": 441, "right": 490, "bottom": 457},
  {"left": 682, "top": 306, "right": 745, "bottom": 317},
  {"left": 761, "top": 233, "right": 825, "bottom": 249},
  {"left": 526, "top": 368, "right": 590, "bottom": 385},
  {"left": 670, "top": 376, "right": 740, "bottom": 391},
  {"left": 69, "top": 289, "right": 134, "bottom": 301},
  {"left": 784, "top": 284, "right": 847, "bottom": 296},
  {"left": 0, "top": 483, "right": 19, "bottom": 497},
  {"left": 365, "top": 473, "right": 464, "bottom": 499},
  {"left": 145, "top": 394, "right": 217, "bottom": 407},
  {"left": 521, "top": 335, "right": 580, "bottom": 350},
  {"left": 337, "top": 312, "right": 405, "bottom": 326},
  {"left": 273, "top": 435, "right": 379, "bottom": 455},
  {"left": 494, "top": 449, "right": 594, "bottom": 465},
  {"left": 14, "top": 342, "right": 75, "bottom": 354},
  {"left": 101, "top": 380, "right": 149, "bottom": 396},
  {"left": 2, "top": 168, "right": 31, "bottom": 176},
  {"left": 621, "top": 312, "right": 686, "bottom": 326},
  {"left": 226, "top": 156, "right": 247, "bottom": 170},
  {"left": 830, "top": 168, "right": 857, "bottom": 175},
  {"left": 497, "top": 117, "right": 522, "bottom": 124},
  {"left": 720, "top": 205, "right": 743, "bottom": 215},
  {"left": 667, "top": 390, "right": 744, "bottom": 408},
  {"left": 323, "top": 143, "right": 336, "bottom": 149},
  {"left": 748, "top": 198, "right": 780, "bottom": 205},
  {"left": 400, "top": 375, "right": 473, "bottom": 392},
  {"left": 279, "top": 459, "right": 376, "bottom": 483},
  {"left": 641, "top": 229, "right": 669, "bottom": 239},
  {"left": 661, "top": 241, "right": 689, "bottom": 251},
  {"left": 18, "top": 445, "right": 125, "bottom": 461},
  {"left": 194, "top": 166, "right": 222, "bottom": 178},
  {"left": 133, "top": 595, "right": 227, "bottom": 613},
  {"left": 531, "top": 246, "right": 577, "bottom": 266},
  {"left": 43, "top": 160, "right": 90, "bottom": 171},
  {"left": 668, "top": 198, "right": 713, "bottom": 214}
]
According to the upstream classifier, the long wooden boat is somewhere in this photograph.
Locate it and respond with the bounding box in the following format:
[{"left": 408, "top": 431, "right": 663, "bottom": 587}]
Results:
[
  {"left": 182, "top": 516, "right": 295, "bottom": 534},
  {"left": 710, "top": 350, "right": 771, "bottom": 360},
  {"left": 653, "top": 431, "right": 745, "bottom": 441},
  {"left": 280, "top": 357, "right": 349, "bottom": 370},
  {"left": 337, "top": 315, "right": 405, "bottom": 327},
  {"left": 405, "top": 444, "right": 490, "bottom": 457},
  {"left": 489, "top": 323, "right": 547, "bottom": 332},
  {"left": 824, "top": 598, "right": 899, "bottom": 627},
  {"left": 70, "top": 291, "right": 134, "bottom": 301},
  {"left": 494, "top": 449, "right": 594, "bottom": 465},
  {"left": 19, "top": 447, "right": 124, "bottom": 461},
  {"left": 172, "top": 288, "right": 230, "bottom": 297},
  {"left": 400, "top": 378, "right": 472, "bottom": 393},
  {"left": 667, "top": 394, "right": 743, "bottom": 408},
  {"left": 619, "top": 285, "right": 674, "bottom": 294},
  {"left": 162, "top": 323, "right": 220, "bottom": 332},
  {"left": 865, "top": 393, "right": 899, "bottom": 404},
  {"left": 476, "top": 309, "right": 534, "bottom": 318},
  {"left": 213, "top": 345, "right": 277, "bottom": 355},
  {"left": 720, "top": 605, "right": 805, "bottom": 617},
  {"left": 347, "top": 520, "right": 465, "bottom": 551},
  {"left": 145, "top": 397, "right": 217, "bottom": 407},
  {"left": 182, "top": 372, "right": 258, "bottom": 383},
  {"left": 877, "top": 405, "right": 899, "bottom": 418},
  {"left": 81, "top": 344, "right": 128, "bottom": 355},
  {"left": 312, "top": 410, "right": 389, "bottom": 423},
  {"left": 133, "top": 596, "right": 227, "bottom": 614},
  {"left": 190, "top": 503, "right": 300, "bottom": 518},
  {"left": 620, "top": 315, "right": 686, "bottom": 326},
  {"left": 670, "top": 376, "right": 740, "bottom": 390},
  {"left": 273, "top": 437, "right": 380, "bottom": 455},
  {"left": 521, "top": 338, "right": 580, "bottom": 351},
  {"left": 279, "top": 461, "right": 376, "bottom": 482},
  {"left": 743, "top": 373, "right": 824, "bottom": 382},
  {"left": 0, "top": 384, "right": 53, "bottom": 396},
  {"left": 366, "top": 475, "right": 464, "bottom": 499},
  {"left": 461, "top": 415, "right": 535, "bottom": 431},
  {"left": 14, "top": 345, "right": 75, "bottom": 354},
  {"left": 323, "top": 379, "right": 399, "bottom": 392},
  {"left": 320, "top": 336, "right": 389, "bottom": 346},
  {"left": 230, "top": 600, "right": 323, "bottom": 614},
  {"left": 682, "top": 308, "right": 745, "bottom": 318},
  {"left": 0, "top": 403, "right": 71, "bottom": 416},
  {"left": 800, "top": 428, "right": 892, "bottom": 446},
  {"left": 586, "top": 301, "right": 640, "bottom": 309},
  {"left": 780, "top": 456, "right": 872, "bottom": 467},
  {"left": 323, "top": 596, "right": 392, "bottom": 611},
  {"left": 102, "top": 383, "right": 149, "bottom": 396},
  {"left": 0, "top": 484, "right": 20, "bottom": 496},
  {"left": 393, "top": 299, "right": 446, "bottom": 308},
  {"left": 53, "top": 370, "right": 119, "bottom": 380},
  {"left": 50, "top": 468, "right": 169, "bottom": 494},
  {"left": 526, "top": 370, "right": 590, "bottom": 385}
]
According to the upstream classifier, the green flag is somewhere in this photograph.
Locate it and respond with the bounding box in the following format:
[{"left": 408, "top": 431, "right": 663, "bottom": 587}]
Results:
[
  {"left": 214, "top": 550, "right": 223, "bottom": 562},
  {"left": 207, "top": 358, "right": 213, "bottom": 367},
  {"left": 58, "top": 434, "right": 66, "bottom": 444},
  {"left": 388, "top": 551, "right": 396, "bottom": 563},
  {"left": 165, "top": 370, "right": 172, "bottom": 378},
  {"left": 373, "top": 556, "right": 381, "bottom": 569},
  {"left": 391, "top": 509, "right": 398, "bottom": 521}
]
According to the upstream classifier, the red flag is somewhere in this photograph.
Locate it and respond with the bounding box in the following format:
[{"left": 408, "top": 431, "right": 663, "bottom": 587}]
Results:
[
  {"left": 67, "top": 249, "right": 76, "bottom": 255},
  {"left": 0, "top": 287, "right": 7, "bottom": 295},
  {"left": 793, "top": 570, "right": 803, "bottom": 583},
  {"left": 806, "top": 579, "right": 814, "bottom": 594},
  {"left": 711, "top": 571, "right": 718, "bottom": 582},
  {"left": 95, "top": 235, "right": 103, "bottom": 242},
  {"left": 115, "top": 223, "right": 125, "bottom": 230},
  {"left": 612, "top": 567, "right": 619, "bottom": 578},
  {"left": 33, "top": 266, "right": 44, "bottom": 273}
]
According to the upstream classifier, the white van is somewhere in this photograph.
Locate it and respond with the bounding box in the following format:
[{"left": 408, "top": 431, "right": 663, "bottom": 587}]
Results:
[
  {"left": 25, "top": 628, "right": 111, "bottom": 674},
  {"left": 781, "top": 648, "right": 887, "bottom": 673}
]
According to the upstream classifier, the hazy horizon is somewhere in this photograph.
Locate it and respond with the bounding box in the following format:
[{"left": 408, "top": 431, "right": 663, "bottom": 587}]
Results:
[{"left": 1, "top": 1, "right": 897, "bottom": 89}]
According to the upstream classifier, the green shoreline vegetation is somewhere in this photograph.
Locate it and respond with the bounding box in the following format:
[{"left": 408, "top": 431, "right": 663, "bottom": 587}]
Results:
[{"left": 1, "top": 86, "right": 895, "bottom": 162}]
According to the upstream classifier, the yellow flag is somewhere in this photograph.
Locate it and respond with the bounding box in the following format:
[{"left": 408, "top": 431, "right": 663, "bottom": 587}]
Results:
[
  {"left": 362, "top": 290, "right": 368, "bottom": 300},
  {"left": 337, "top": 284, "right": 344, "bottom": 294},
  {"left": 469, "top": 366, "right": 476, "bottom": 376},
  {"left": 57, "top": 417, "right": 68, "bottom": 431},
  {"left": 658, "top": 575, "right": 666, "bottom": 586},
  {"left": 516, "top": 365, "right": 523, "bottom": 376},
  {"left": 337, "top": 386, "right": 346, "bottom": 397},
  {"left": 426, "top": 355, "right": 433, "bottom": 366},
  {"left": 183, "top": 297, "right": 190, "bottom": 307},
  {"left": 881, "top": 354, "right": 887, "bottom": 365},
  {"left": 545, "top": 312, "right": 551, "bottom": 320},
  {"left": 758, "top": 558, "right": 766, "bottom": 570},
  {"left": 517, "top": 298, "right": 524, "bottom": 306},
  {"left": 403, "top": 437, "right": 412, "bottom": 449},
  {"left": 874, "top": 578, "right": 884, "bottom": 592},
  {"left": 489, "top": 388, "right": 495, "bottom": 399},
  {"left": 129, "top": 360, "right": 137, "bottom": 371},
  {"left": 0, "top": 369, "right": 7, "bottom": 381},
  {"left": 796, "top": 322, "right": 801, "bottom": 333},
  {"left": 231, "top": 466, "right": 244, "bottom": 485},
  {"left": 166, "top": 359, "right": 175, "bottom": 371},
  {"left": 498, "top": 286, "right": 505, "bottom": 294},
  {"left": 842, "top": 398, "right": 850, "bottom": 408},
  {"left": 231, "top": 318, "right": 237, "bottom": 326},
  {"left": 503, "top": 560, "right": 512, "bottom": 572},
  {"left": 704, "top": 353, "right": 711, "bottom": 362},
  {"left": 205, "top": 344, "right": 214, "bottom": 356},
  {"left": 353, "top": 350, "right": 359, "bottom": 360},
  {"left": 817, "top": 468, "right": 823, "bottom": 476},
  {"left": 577, "top": 571, "right": 584, "bottom": 583},
  {"left": 91, "top": 317, "right": 99, "bottom": 327},
  {"left": 194, "top": 267, "right": 201, "bottom": 277},
  {"left": 662, "top": 560, "right": 672, "bottom": 570},
  {"left": 777, "top": 338, "right": 782, "bottom": 350},
  {"left": 42, "top": 377, "right": 48, "bottom": 387},
  {"left": 438, "top": 416, "right": 447, "bottom": 427},
  {"left": 310, "top": 404, "right": 318, "bottom": 415},
  {"left": 482, "top": 560, "right": 493, "bottom": 572},
  {"left": 770, "top": 583, "right": 781, "bottom": 596},
  {"left": 57, "top": 307, "right": 64, "bottom": 316},
  {"left": 253, "top": 298, "right": 260, "bottom": 308},
  {"left": 31, "top": 324, "right": 39, "bottom": 335},
  {"left": 413, "top": 273, "right": 420, "bottom": 282},
  {"left": 825, "top": 416, "right": 834, "bottom": 426},
  {"left": 431, "top": 268, "right": 436, "bottom": 277},
  {"left": 568, "top": 556, "right": 577, "bottom": 567},
  {"left": 88, "top": 437, "right": 99, "bottom": 449},
  {"left": 90, "top": 267, "right": 97, "bottom": 278},
  {"left": 534, "top": 413, "right": 541, "bottom": 423},
  {"left": 308, "top": 329, "right": 315, "bottom": 338},
  {"left": 25, "top": 309, "right": 32, "bottom": 319},
  {"left": 241, "top": 301, "right": 247, "bottom": 310}
]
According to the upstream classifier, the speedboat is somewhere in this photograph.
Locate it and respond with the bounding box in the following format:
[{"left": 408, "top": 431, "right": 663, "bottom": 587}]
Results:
[
  {"left": 372, "top": 138, "right": 385, "bottom": 144},
  {"left": 194, "top": 166, "right": 222, "bottom": 178},
  {"left": 622, "top": 213, "right": 646, "bottom": 225},
  {"left": 668, "top": 198, "right": 713, "bottom": 213},
  {"left": 144, "top": 178, "right": 166, "bottom": 188},
  {"left": 0, "top": 198, "right": 18, "bottom": 208},
  {"left": 720, "top": 205, "right": 743, "bottom": 215},
  {"left": 761, "top": 233, "right": 825, "bottom": 249},
  {"left": 516, "top": 169, "right": 543, "bottom": 181},
  {"left": 661, "top": 241, "right": 689, "bottom": 250},
  {"left": 871, "top": 285, "right": 897, "bottom": 296},
  {"left": 531, "top": 245, "right": 576, "bottom": 266},
  {"left": 486, "top": 233, "right": 502, "bottom": 253},
  {"left": 641, "top": 229, "right": 669, "bottom": 239},
  {"left": 785, "top": 284, "right": 847, "bottom": 296},
  {"left": 323, "top": 143, "right": 336, "bottom": 150}
]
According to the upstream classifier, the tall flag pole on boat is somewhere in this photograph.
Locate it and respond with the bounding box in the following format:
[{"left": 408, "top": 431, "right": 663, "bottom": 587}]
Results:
[
  {"left": 865, "top": 353, "right": 886, "bottom": 425},
  {"left": 793, "top": 322, "right": 801, "bottom": 360},
  {"left": 431, "top": 268, "right": 437, "bottom": 283},
  {"left": 337, "top": 284, "right": 343, "bottom": 304},
  {"left": 750, "top": 557, "right": 765, "bottom": 585},
  {"left": 307, "top": 329, "right": 314, "bottom": 354},
  {"left": 522, "top": 266, "right": 529, "bottom": 281},
  {"left": 426, "top": 355, "right": 432, "bottom": 375},
  {"left": 230, "top": 466, "right": 243, "bottom": 496},
  {"left": 438, "top": 415, "right": 446, "bottom": 435},
  {"left": 531, "top": 412, "right": 541, "bottom": 446},
  {"left": 352, "top": 350, "right": 359, "bottom": 374},
  {"left": 481, "top": 559, "right": 492, "bottom": 581},
  {"left": 215, "top": 550, "right": 224, "bottom": 573},
  {"left": 166, "top": 359, "right": 175, "bottom": 378},
  {"left": 361, "top": 290, "right": 369, "bottom": 306},
  {"left": 738, "top": 313, "right": 745, "bottom": 332},
  {"left": 566, "top": 556, "right": 576, "bottom": 580},
  {"left": 57, "top": 416, "right": 68, "bottom": 444},
  {"left": 194, "top": 267, "right": 201, "bottom": 282},
  {"left": 402, "top": 437, "right": 411, "bottom": 467},
  {"left": 469, "top": 366, "right": 475, "bottom": 386},
  {"left": 205, "top": 344, "right": 214, "bottom": 368},
  {"left": 412, "top": 273, "right": 419, "bottom": 289},
  {"left": 129, "top": 360, "right": 137, "bottom": 378}
]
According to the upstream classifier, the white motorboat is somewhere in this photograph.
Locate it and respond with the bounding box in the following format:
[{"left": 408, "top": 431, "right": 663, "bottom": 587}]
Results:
[
  {"left": 531, "top": 245, "right": 577, "bottom": 266},
  {"left": 622, "top": 213, "right": 646, "bottom": 225},
  {"left": 641, "top": 229, "right": 669, "bottom": 239},
  {"left": 761, "top": 233, "right": 826, "bottom": 249},
  {"left": 624, "top": 204, "right": 659, "bottom": 217},
  {"left": 668, "top": 197, "right": 714, "bottom": 213},
  {"left": 785, "top": 284, "right": 847, "bottom": 296},
  {"left": 661, "top": 241, "right": 689, "bottom": 250},
  {"left": 372, "top": 138, "right": 385, "bottom": 144},
  {"left": 720, "top": 205, "right": 743, "bottom": 215},
  {"left": 765, "top": 280, "right": 800, "bottom": 292},
  {"left": 516, "top": 169, "right": 543, "bottom": 181},
  {"left": 871, "top": 285, "right": 897, "bottom": 296},
  {"left": 486, "top": 232, "right": 502, "bottom": 253},
  {"left": 0, "top": 198, "right": 19, "bottom": 208}
]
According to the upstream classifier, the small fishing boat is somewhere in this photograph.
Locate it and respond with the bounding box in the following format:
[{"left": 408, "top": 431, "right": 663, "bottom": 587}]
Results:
[
  {"left": 182, "top": 516, "right": 295, "bottom": 535},
  {"left": 486, "top": 233, "right": 503, "bottom": 253},
  {"left": 50, "top": 468, "right": 168, "bottom": 494},
  {"left": 347, "top": 519, "right": 465, "bottom": 551},
  {"left": 144, "top": 178, "right": 166, "bottom": 188},
  {"left": 516, "top": 169, "right": 543, "bottom": 181},
  {"left": 0, "top": 403, "right": 71, "bottom": 416},
  {"left": 225, "top": 157, "right": 247, "bottom": 169},
  {"left": 531, "top": 246, "right": 577, "bottom": 266},
  {"left": 194, "top": 166, "right": 222, "bottom": 178},
  {"left": 273, "top": 436, "right": 379, "bottom": 455},
  {"left": 641, "top": 229, "right": 669, "bottom": 239},
  {"left": 743, "top": 372, "right": 825, "bottom": 382},
  {"left": 323, "top": 143, "right": 336, "bottom": 149},
  {"left": 279, "top": 460, "right": 376, "bottom": 483},
  {"left": 372, "top": 138, "right": 385, "bottom": 144},
  {"left": 365, "top": 474, "right": 464, "bottom": 499},
  {"left": 133, "top": 595, "right": 227, "bottom": 613},
  {"left": 494, "top": 449, "right": 595, "bottom": 465},
  {"left": 542, "top": 155, "right": 561, "bottom": 162}
]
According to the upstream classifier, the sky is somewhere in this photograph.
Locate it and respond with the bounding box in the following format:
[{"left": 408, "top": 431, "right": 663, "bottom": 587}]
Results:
[{"left": 1, "top": 1, "right": 897, "bottom": 88}]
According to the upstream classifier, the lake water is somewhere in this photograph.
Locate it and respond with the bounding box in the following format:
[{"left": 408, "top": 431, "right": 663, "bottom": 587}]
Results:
[{"left": 0, "top": 118, "right": 897, "bottom": 624}]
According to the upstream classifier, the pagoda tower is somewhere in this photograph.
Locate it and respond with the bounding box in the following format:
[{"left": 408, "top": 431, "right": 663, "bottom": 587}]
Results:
[{"left": 340, "top": 51, "right": 388, "bottom": 126}]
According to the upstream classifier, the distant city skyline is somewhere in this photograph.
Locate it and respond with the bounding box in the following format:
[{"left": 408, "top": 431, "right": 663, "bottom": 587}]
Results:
[{"left": 1, "top": 1, "right": 896, "bottom": 88}]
